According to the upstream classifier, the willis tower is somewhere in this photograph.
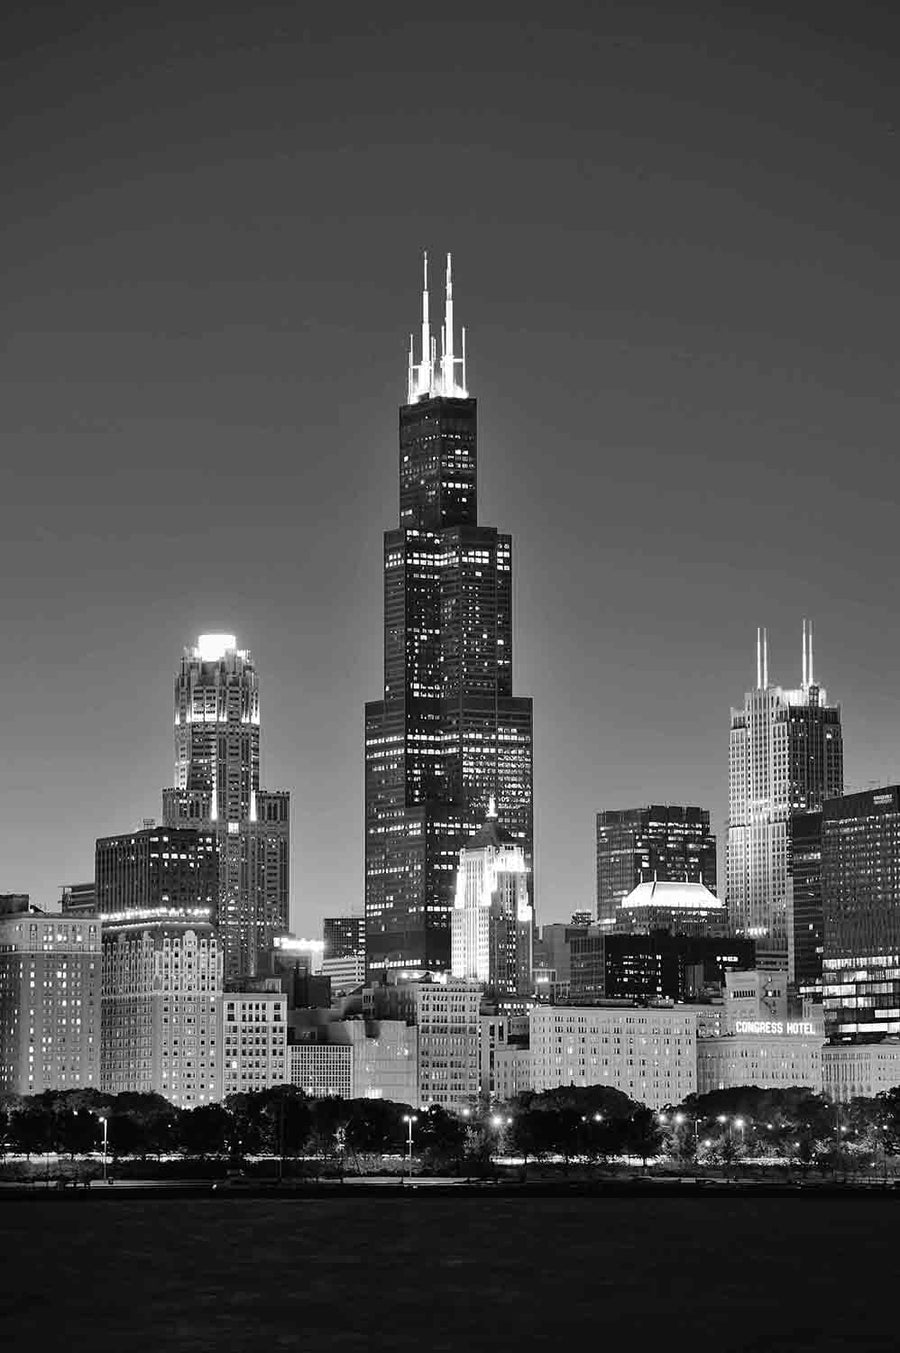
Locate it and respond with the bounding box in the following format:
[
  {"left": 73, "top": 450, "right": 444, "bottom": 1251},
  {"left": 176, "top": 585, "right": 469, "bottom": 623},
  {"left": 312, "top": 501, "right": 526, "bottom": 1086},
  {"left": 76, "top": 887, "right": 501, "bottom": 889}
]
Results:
[{"left": 365, "top": 255, "right": 533, "bottom": 977}]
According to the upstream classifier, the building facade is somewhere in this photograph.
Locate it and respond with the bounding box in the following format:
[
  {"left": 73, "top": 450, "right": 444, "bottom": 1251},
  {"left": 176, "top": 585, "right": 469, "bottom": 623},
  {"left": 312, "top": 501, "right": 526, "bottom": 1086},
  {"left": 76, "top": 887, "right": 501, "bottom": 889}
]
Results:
[
  {"left": 95, "top": 826, "right": 218, "bottom": 923},
  {"left": 0, "top": 900, "right": 101, "bottom": 1095},
  {"left": 568, "top": 929, "right": 754, "bottom": 1005},
  {"left": 451, "top": 803, "right": 533, "bottom": 997},
  {"left": 162, "top": 634, "right": 290, "bottom": 984},
  {"left": 727, "top": 624, "right": 843, "bottom": 961},
  {"left": 529, "top": 1004, "right": 697, "bottom": 1108},
  {"left": 60, "top": 882, "right": 97, "bottom": 917},
  {"left": 822, "top": 1041, "right": 900, "bottom": 1102},
  {"left": 788, "top": 809, "right": 825, "bottom": 997},
  {"left": 288, "top": 1043, "right": 354, "bottom": 1100},
  {"left": 365, "top": 255, "right": 533, "bottom": 977},
  {"left": 822, "top": 786, "right": 900, "bottom": 1043},
  {"left": 596, "top": 806, "right": 716, "bottom": 928},
  {"left": 614, "top": 879, "right": 726, "bottom": 937},
  {"left": 221, "top": 985, "right": 288, "bottom": 1098},
  {"left": 101, "top": 916, "right": 222, "bottom": 1107},
  {"left": 697, "top": 1027, "right": 823, "bottom": 1095}
]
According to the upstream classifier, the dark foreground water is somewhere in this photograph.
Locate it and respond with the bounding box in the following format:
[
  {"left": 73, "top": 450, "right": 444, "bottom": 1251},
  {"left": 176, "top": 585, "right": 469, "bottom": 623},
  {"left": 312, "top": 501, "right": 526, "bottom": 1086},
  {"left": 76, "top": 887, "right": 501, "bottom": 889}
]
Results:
[{"left": 2, "top": 1195, "right": 896, "bottom": 1350}]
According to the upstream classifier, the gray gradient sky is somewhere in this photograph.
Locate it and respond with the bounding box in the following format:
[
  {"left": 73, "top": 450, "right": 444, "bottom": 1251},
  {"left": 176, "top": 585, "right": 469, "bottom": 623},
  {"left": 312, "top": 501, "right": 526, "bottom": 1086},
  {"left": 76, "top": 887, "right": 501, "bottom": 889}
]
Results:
[{"left": 2, "top": 3, "right": 898, "bottom": 930}]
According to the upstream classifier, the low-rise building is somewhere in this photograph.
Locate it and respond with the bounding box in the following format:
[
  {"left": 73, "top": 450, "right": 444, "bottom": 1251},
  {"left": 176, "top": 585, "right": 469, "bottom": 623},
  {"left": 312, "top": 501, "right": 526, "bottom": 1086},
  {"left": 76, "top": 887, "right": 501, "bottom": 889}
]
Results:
[
  {"left": 529, "top": 1004, "right": 697, "bottom": 1108},
  {"left": 697, "top": 1023, "right": 823, "bottom": 1095},
  {"left": 365, "top": 975, "right": 481, "bottom": 1111},
  {"left": 221, "top": 984, "right": 288, "bottom": 1098},
  {"left": 0, "top": 900, "right": 101, "bottom": 1095},
  {"left": 822, "top": 1041, "right": 900, "bottom": 1102},
  {"left": 288, "top": 1043, "right": 353, "bottom": 1099}
]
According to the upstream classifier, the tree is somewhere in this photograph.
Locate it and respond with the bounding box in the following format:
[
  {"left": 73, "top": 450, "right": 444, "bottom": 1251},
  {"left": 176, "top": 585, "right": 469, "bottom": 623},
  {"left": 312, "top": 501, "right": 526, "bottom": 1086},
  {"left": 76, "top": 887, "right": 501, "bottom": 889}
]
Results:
[
  {"left": 178, "top": 1104, "right": 230, "bottom": 1157},
  {"left": 625, "top": 1106, "right": 663, "bottom": 1168}
]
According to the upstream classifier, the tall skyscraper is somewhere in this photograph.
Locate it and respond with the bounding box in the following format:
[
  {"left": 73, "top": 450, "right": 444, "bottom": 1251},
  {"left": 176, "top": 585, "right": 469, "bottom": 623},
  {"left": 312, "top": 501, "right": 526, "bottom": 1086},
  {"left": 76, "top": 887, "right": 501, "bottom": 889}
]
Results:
[
  {"left": 451, "top": 800, "right": 534, "bottom": 997},
  {"left": 727, "top": 623, "right": 843, "bottom": 961},
  {"left": 822, "top": 786, "right": 900, "bottom": 1043},
  {"left": 365, "top": 255, "right": 533, "bottom": 976},
  {"left": 596, "top": 806, "right": 717, "bottom": 928},
  {"left": 162, "top": 634, "right": 290, "bottom": 983}
]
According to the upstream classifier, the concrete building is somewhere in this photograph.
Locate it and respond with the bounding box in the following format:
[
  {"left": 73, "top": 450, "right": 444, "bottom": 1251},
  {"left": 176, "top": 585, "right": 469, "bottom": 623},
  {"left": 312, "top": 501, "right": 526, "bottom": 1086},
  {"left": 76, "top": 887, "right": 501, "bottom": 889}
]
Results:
[
  {"left": 101, "top": 915, "right": 222, "bottom": 1107},
  {"left": 221, "top": 984, "right": 287, "bottom": 1098},
  {"left": 288, "top": 1016, "right": 419, "bottom": 1103},
  {"left": 596, "top": 805, "right": 717, "bottom": 928},
  {"left": 697, "top": 1026, "right": 823, "bottom": 1095},
  {"left": 727, "top": 624, "right": 842, "bottom": 963},
  {"left": 162, "top": 634, "right": 290, "bottom": 984},
  {"left": 823, "top": 1042, "right": 900, "bottom": 1102},
  {"left": 321, "top": 952, "right": 366, "bottom": 997},
  {"left": 480, "top": 1012, "right": 529, "bottom": 1100},
  {"left": 0, "top": 899, "right": 101, "bottom": 1095},
  {"left": 289, "top": 1043, "right": 354, "bottom": 1099},
  {"left": 724, "top": 968, "right": 789, "bottom": 1031},
  {"left": 529, "top": 1004, "right": 697, "bottom": 1109},
  {"left": 569, "top": 928, "right": 754, "bottom": 1005},
  {"left": 95, "top": 825, "right": 218, "bottom": 922},
  {"left": 451, "top": 802, "right": 533, "bottom": 997},
  {"left": 365, "top": 975, "right": 481, "bottom": 1111},
  {"left": 60, "top": 882, "right": 97, "bottom": 917}
]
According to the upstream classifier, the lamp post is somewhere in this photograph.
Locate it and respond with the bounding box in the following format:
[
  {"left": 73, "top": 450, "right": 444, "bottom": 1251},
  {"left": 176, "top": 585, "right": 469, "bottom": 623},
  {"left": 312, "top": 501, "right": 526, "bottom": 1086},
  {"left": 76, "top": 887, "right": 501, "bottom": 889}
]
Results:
[
  {"left": 99, "top": 1116, "right": 108, "bottom": 1185},
  {"left": 402, "top": 1114, "right": 417, "bottom": 1183}
]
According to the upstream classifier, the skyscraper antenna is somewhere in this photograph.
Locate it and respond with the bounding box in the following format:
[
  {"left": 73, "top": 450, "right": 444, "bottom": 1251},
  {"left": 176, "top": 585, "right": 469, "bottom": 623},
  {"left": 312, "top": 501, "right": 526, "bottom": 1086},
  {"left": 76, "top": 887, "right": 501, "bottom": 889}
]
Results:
[
  {"left": 757, "top": 627, "right": 762, "bottom": 690},
  {"left": 808, "top": 619, "right": 814, "bottom": 686},
  {"left": 802, "top": 618, "right": 808, "bottom": 688},
  {"left": 763, "top": 627, "right": 769, "bottom": 688}
]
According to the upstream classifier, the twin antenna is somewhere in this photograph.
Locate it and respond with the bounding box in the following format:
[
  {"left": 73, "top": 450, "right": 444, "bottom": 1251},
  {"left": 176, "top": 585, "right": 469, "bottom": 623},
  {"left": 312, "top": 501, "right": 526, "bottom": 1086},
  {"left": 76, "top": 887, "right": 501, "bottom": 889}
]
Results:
[
  {"left": 407, "top": 251, "right": 468, "bottom": 404},
  {"left": 756, "top": 620, "right": 816, "bottom": 690}
]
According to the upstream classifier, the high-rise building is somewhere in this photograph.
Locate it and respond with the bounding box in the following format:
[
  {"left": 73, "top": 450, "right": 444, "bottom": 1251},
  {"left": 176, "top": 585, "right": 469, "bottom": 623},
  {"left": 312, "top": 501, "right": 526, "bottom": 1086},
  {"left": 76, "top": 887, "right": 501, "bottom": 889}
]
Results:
[
  {"left": 822, "top": 786, "right": 900, "bottom": 1043},
  {"left": 101, "top": 915, "right": 222, "bottom": 1106},
  {"left": 221, "top": 985, "right": 288, "bottom": 1097},
  {"left": 450, "top": 801, "right": 533, "bottom": 997},
  {"left": 95, "top": 826, "right": 218, "bottom": 922},
  {"left": 0, "top": 899, "right": 101, "bottom": 1095},
  {"left": 614, "top": 879, "right": 726, "bottom": 937},
  {"left": 162, "top": 634, "right": 290, "bottom": 983},
  {"left": 322, "top": 915, "right": 366, "bottom": 995},
  {"left": 364, "top": 973, "right": 481, "bottom": 1111},
  {"left": 365, "top": 256, "right": 533, "bottom": 976},
  {"left": 596, "top": 806, "right": 717, "bottom": 928},
  {"left": 727, "top": 623, "right": 843, "bottom": 960},
  {"left": 788, "top": 810, "right": 824, "bottom": 997},
  {"left": 568, "top": 928, "right": 755, "bottom": 1004}
]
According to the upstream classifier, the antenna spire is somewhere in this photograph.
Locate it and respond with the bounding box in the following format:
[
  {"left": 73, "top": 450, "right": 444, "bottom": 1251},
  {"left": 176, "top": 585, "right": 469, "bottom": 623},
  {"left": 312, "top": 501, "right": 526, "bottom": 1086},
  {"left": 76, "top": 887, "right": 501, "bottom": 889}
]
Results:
[
  {"left": 406, "top": 250, "right": 468, "bottom": 402},
  {"left": 808, "top": 619, "right": 814, "bottom": 686},
  {"left": 763, "top": 627, "right": 769, "bottom": 688},
  {"left": 756, "top": 627, "right": 762, "bottom": 690},
  {"left": 802, "top": 618, "right": 808, "bottom": 688}
]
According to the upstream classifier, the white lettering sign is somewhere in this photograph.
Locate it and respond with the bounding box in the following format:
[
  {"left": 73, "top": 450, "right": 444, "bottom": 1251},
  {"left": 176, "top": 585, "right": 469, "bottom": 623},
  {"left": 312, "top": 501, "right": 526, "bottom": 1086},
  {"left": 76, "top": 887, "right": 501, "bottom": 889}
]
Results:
[{"left": 734, "top": 1020, "right": 817, "bottom": 1036}]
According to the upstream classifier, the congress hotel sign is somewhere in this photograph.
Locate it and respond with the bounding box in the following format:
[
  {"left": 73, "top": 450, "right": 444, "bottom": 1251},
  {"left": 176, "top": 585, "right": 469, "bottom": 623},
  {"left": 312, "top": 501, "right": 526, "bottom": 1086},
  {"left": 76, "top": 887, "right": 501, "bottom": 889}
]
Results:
[{"left": 734, "top": 1020, "right": 818, "bottom": 1036}]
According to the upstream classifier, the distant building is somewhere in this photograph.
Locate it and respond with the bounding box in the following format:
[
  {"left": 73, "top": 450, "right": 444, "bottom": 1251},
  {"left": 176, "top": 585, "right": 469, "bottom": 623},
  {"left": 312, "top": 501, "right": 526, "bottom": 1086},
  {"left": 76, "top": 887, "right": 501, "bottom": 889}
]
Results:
[
  {"left": 823, "top": 1042, "right": 900, "bottom": 1102},
  {"left": 596, "top": 806, "right": 716, "bottom": 928},
  {"left": 533, "top": 921, "right": 588, "bottom": 1001},
  {"left": 162, "top": 634, "right": 290, "bottom": 983},
  {"left": 822, "top": 785, "right": 900, "bottom": 1043},
  {"left": 569, "top": 929, "right": 754, "bottom": 1005},
  {"left": 221, "top": 985, "right": 288, "bottom": 1098},
  {"left": 321, "top": 953, "right": 366, "bottom": 997},
  {"left": 101, "top": 916, "right": 222, "bottom": 1107},
  {"left": 614, "top": 879, "right": 726, "bottom": 937},
  {"left": 451, "top": 802, "right": 533, "bottom": 997},
  {"left": 697, "top": 1026, "right": 823, "bottom": 1095},
  {"left": 260, "top": 937, "right": 331, "bottom": 1010},
  {"left": 480, "top": 1012, "right": 529, "bottom": 1100},
  {"left": 365, "top": 975, "right": 481, "bottom": 1111},
  {"left": 60, "top": 882, "right": 97, "bottom": 917},
  {"left": 788, "top": 809, "right": 824, "bottom": 997},
  {"left": 727, "top": 624, "right": 842, "bottom": 961},
  {"left": 529, "top": 1005, "right": 697, "bottom": 1109},
  {"left": 0, "top": 902, "right": 101, "bottom": 1095},
  {"left": 289, "top": 1044, "right": 353, "bottom": 1100},
  {"left": 724, "top": 968, "right": 789, "bottom": 1031},
  {"left": 322, "top": 916, "right": 366, "bottom": 996},
  {"left": 95, "top": 826, "right": 218, "bottom": 922}
]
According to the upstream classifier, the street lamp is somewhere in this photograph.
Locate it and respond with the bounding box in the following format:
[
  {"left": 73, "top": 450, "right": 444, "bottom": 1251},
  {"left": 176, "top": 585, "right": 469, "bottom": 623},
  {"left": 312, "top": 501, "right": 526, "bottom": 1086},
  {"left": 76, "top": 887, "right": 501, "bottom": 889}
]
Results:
[
  {"left": 99, "top": 1116, "right": 108, "bottom": 1185},
  {"left": 402, "top": 1114, "right": 418, "bottom": 1182}
]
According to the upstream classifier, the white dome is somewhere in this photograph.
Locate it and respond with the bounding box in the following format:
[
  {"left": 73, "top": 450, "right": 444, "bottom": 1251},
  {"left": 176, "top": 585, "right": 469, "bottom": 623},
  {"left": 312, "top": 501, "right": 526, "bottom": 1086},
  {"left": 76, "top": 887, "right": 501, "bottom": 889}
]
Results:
[{"left": 619, "top": 879, "right": 723, "bottom": 912}]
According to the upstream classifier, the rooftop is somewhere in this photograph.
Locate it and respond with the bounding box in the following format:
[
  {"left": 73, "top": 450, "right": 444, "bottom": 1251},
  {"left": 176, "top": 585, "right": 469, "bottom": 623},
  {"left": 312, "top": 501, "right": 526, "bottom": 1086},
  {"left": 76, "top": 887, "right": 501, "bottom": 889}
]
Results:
[{"left": 619, "top": 880, "right": 723, "bottom": 912}]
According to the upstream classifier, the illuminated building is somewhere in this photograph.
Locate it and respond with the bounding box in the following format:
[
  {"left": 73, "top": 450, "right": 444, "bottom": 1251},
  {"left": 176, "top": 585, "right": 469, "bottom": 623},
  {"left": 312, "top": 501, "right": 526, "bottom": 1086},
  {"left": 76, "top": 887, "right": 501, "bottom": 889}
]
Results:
[
  {"left": 289, "top": 1043, "right": 353, "bottom": 1099},
  {"left": 95, "top": 826, "right": 218, "bottom": 921},
  {"left": 529, "top": 1004, "right": 697, "bottom": 1109},
  {"left": 596, "top": 806, "right": 717, "bottom": 928},
  {"left": 568, "top": 928, "right": 754, "bottom": 1004},
  {"left": 822, "top": 1041, "right": 900, "bottom": 1101},
  {"left": 365, "top": 255, "right": 533, "bottom": 976},
  {"left": 697, "top": 1025, "right": 823, "bottom": 1094},
  {"left": 724, "top": 968, "right": 788, "bottom": 1030},
  {"left": 365, "top": 973, "right": 481, "bottom": 1111},
  {"left": 614, "top": 879, "right": 726, "bottom": 937},
  {"left": 288, "top": 1018, "right": 419, "bottom": 1102},
  {"left": 727, "top": 623, "right": 843, "bottom": 963},
  {"left": 451, "top": 800, "right": 533, "bottom": 996},
  {"left": 480, "top": 1011, "right": 529, "bottom": 1100},
  {"left": 60, "top": 882, "right": 97, "bottom": 917},
  {"left": 101, "top": 914, "right": 221, "bottom": 1107},
  {"left": 221, "top": 984, "right": 288, "bottom": 1097},
  {"left": 162, "top": 634, "right": 290, "bottom": 984},
  {"left": 0, "top": 898, "right": 100, "bottom": 1095},
  {"left": 322, "top": 915, "right": 366, "bottom": 995},
  {"left": 788, "top": 809, "right": 825, "bottom": 998},
  {"left": 321, "top": 952, "right": 366, "bottom": 996},
  {"left": 821, "top": 785, "right": 900, "bottom": 1043}
]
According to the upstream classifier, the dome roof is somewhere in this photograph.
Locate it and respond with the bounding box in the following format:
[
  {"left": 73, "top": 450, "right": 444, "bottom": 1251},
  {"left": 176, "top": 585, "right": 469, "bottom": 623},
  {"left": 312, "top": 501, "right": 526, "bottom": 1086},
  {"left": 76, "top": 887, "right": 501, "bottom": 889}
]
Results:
[{"left": 619, "top": 879, "right": 723, "bottom": 911}]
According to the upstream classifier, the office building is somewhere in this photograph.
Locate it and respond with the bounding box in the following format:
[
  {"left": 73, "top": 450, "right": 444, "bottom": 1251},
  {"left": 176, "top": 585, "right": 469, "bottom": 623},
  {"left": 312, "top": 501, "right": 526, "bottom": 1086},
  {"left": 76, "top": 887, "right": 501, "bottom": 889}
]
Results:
[
  {"left": 727, "top": 623, "right": 843, "bottom": 961},
  {"left": 101, "top": 915, "right": 222, "bottom": 1107},
  {"left": 529, "top": 1005, "right": 697, "bottom": 1109},
  {"left": 289, "top": 1043, "right": 354, "bottom": 1100},
  {"left": 321, "top": 952, "right": 366, "bottom": 996},
  {"left": 788, "top": 810, "right": 824, "bottom": 997},
  {"left": 95, "top": 826, "right": 218, "bottom": 922},
  {"left": 723, "top": 968, "right": 789, "bottom": 1030},
  {"left": 614, "top": 879, "right": 726, "bottom": 937},
  {"left": 822, "top": 786, "right": 900, "bottom": 1043},
  {"left": 451, "top": 801, "right": 533, "bottom": 997},
  {"left": 0, "top": 899, "right": 101, "bottom": 1095},
  {"left": 480, "top": 1012, "right": 529, "bottom": 1100},
  {"left": 697, "top": 1024, "right": 823, "bottom": 1095},
  {"left": 365, "top": 973, "right": 481, "bottom": 1111},
  {"left": 322, "top": 915, "right": 366, "bottom": 995},
  {"left": 221, "top": 984, "right": 288, "bottom": 1097},
  {"left": 568, "top": 929, "right": 754, "bottom": 1004},
  {"left": 60, "top": 882, "right": 97, "bottom": 917},
  {"left": 596, "top": 806, "right": 716, "bottom": 928},
  {"left": 261, "top": 936, "right": 331, "bottom": 1009},
  {"left": 533, "top": 920, "right": 589, "bottom": 1002},
  {"left": 822, "top": 1042, "right": 900, "bottom": 1102},
  {"left": 162, "top": 634, "right": 290, "bottom": 984},
  {"left": 365, "top": 255, "right": 534, "bottom": 976}
]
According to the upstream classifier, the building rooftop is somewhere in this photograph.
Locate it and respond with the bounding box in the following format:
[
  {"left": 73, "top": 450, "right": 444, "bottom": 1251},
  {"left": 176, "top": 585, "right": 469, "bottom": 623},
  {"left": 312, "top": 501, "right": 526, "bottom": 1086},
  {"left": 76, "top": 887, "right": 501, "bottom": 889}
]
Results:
[{"left": 619, "top": 880, "right": 723, "bottom": 912}]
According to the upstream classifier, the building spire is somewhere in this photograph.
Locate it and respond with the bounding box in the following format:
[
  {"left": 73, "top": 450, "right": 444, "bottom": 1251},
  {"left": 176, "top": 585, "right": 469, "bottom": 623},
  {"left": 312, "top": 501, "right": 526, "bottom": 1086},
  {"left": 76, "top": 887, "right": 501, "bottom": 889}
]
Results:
[
  {"left": 407, "top": 250, "right": 468, "bottom": 402},
  {"left": 486, "top": 794, "right": 498, "bottom": 820},
  {"left": 802, "top": 618, "right": 808, "bottom": 688},
  {"left": 808, "top": 618, "right": 814, "bottom": 686}
]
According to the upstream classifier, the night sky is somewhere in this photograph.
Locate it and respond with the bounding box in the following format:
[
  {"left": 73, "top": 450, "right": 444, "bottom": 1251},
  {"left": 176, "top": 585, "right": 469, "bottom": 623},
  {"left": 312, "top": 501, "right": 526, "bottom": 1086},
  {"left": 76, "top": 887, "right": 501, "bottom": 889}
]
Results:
[{"left": 2, "top": 3, "right": 898, "bottom": 931}]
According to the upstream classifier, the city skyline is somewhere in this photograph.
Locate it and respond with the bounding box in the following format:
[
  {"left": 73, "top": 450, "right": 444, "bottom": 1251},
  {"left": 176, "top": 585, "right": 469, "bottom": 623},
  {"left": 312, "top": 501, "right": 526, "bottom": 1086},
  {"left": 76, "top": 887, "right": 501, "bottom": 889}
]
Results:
[{"left": 3, "top": 6, "right": 899, "bottom": 935}]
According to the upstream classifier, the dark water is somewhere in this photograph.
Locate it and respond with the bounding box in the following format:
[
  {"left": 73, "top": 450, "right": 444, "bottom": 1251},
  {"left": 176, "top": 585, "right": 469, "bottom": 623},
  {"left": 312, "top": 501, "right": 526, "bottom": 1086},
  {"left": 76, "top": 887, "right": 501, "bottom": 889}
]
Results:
[{"left": 2, "top": 1196, "right": 896, "bottom": 1350}]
